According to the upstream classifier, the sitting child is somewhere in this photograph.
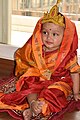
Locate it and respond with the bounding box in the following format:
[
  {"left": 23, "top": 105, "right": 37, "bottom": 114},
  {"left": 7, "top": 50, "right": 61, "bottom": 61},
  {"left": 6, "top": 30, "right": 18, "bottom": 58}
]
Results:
[{"left": 0, "top": 0, "right": 80, "bottom": 120}]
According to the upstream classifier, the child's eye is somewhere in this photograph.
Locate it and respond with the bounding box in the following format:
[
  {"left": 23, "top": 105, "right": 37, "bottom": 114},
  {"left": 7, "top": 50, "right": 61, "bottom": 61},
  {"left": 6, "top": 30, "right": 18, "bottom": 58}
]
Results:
[
  {"left": 42, "top": 31, "right": 48, "bottom": 35},
  {"left": 53, "top": 33, "right": 59, "bottom": 36}
]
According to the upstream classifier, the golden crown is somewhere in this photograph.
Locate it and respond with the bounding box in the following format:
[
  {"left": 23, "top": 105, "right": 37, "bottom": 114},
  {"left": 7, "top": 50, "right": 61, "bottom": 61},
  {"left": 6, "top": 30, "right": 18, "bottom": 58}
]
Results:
[{"left": 42, "top": 0, "right": 65, "bottom": 27}]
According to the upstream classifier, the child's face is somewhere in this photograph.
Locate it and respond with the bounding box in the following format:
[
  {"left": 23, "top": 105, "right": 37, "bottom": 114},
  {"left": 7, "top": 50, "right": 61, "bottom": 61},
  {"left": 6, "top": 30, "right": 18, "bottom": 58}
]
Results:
[{"left": 41, "top": 22, "right": 64, "bottom": 51}]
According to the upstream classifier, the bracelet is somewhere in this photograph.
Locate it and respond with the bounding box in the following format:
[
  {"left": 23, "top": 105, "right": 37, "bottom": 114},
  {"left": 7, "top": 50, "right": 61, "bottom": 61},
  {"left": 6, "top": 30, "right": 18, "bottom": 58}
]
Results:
[{"left": 30, "top": 100, "right": 36, "bottom": 107}]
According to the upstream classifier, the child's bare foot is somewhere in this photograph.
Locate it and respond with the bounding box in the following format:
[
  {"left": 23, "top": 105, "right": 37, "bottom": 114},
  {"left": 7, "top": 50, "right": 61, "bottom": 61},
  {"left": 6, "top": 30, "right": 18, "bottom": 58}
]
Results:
[
  {"left": 23, "top": 109, "right": 32, "bottom": 120},
  {"left": 31, "top": 100, "right": 45, "bottom": 115}
]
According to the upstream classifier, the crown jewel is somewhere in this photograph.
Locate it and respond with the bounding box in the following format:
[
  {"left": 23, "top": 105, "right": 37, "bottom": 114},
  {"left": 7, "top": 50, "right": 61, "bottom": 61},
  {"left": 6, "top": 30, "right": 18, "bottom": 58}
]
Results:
[{"left": 42, "top": 0, "right": 65, "bottom": 27}]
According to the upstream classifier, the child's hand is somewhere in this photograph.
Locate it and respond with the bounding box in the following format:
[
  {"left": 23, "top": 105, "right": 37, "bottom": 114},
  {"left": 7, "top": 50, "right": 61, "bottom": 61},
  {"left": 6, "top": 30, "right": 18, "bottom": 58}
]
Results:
[
  {"left": 30, "top": 100, "right": 45, "bottom": 116},
  {"left": 74, "top": 93, "right": 80, "bottom": 101}
]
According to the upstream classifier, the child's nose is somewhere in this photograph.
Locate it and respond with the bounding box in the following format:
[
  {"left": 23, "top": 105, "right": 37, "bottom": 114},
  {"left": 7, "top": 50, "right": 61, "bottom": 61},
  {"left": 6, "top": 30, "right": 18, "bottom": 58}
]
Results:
[{"left": 48, "top": 33, "right": 53, "bottom": 40}]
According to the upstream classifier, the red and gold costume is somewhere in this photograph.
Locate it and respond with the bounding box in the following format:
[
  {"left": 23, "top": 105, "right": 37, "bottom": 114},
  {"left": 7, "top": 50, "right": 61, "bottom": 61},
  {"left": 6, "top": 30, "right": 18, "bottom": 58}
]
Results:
[{"left": 0, "top": 0, "right": 80, "bottom": 120}]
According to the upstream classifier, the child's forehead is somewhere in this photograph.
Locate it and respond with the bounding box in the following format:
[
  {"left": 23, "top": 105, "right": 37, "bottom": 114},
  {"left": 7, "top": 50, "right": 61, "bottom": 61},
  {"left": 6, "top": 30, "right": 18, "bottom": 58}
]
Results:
[{"left": 42, "top": 22, "right": 64, "bottom": 31}]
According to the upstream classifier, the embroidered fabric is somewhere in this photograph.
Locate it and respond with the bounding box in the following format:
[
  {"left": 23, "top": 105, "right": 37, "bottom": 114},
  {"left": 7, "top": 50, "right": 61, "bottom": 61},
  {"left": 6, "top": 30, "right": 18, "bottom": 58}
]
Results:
[{"left": 0, "top": 76, "right": 16, "bottom": 93}]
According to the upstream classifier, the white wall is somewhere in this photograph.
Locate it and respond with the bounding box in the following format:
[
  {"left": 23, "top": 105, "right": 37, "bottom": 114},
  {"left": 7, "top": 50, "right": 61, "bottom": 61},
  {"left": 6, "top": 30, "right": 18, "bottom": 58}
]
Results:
[
  {"left": 12, "top": 15, "right": 40, "bottom": 33},
  {"left": 0, "top": 44, "right": 18, "bottom": 60},
  {"left": 0, "top": 0, "right": 3, "bottom": 42},
  {"left": 0, "top": 0, "right": 12, "bottom": 44},
  {"left": 11, "top": 15, "right": 40, "bottom": 47}
]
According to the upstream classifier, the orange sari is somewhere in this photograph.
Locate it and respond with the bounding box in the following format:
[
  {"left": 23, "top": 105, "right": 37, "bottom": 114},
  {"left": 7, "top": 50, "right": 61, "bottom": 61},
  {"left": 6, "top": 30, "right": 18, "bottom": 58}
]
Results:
[{"left": 0, "top": 16, "right": 80, "bottom": 119}]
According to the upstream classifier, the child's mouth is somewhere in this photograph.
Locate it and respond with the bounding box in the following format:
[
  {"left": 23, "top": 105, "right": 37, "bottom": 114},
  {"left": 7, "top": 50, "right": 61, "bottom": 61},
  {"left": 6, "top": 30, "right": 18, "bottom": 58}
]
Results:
[{"left": 46, "top": 41, "right": 53, "bottom": 45}]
